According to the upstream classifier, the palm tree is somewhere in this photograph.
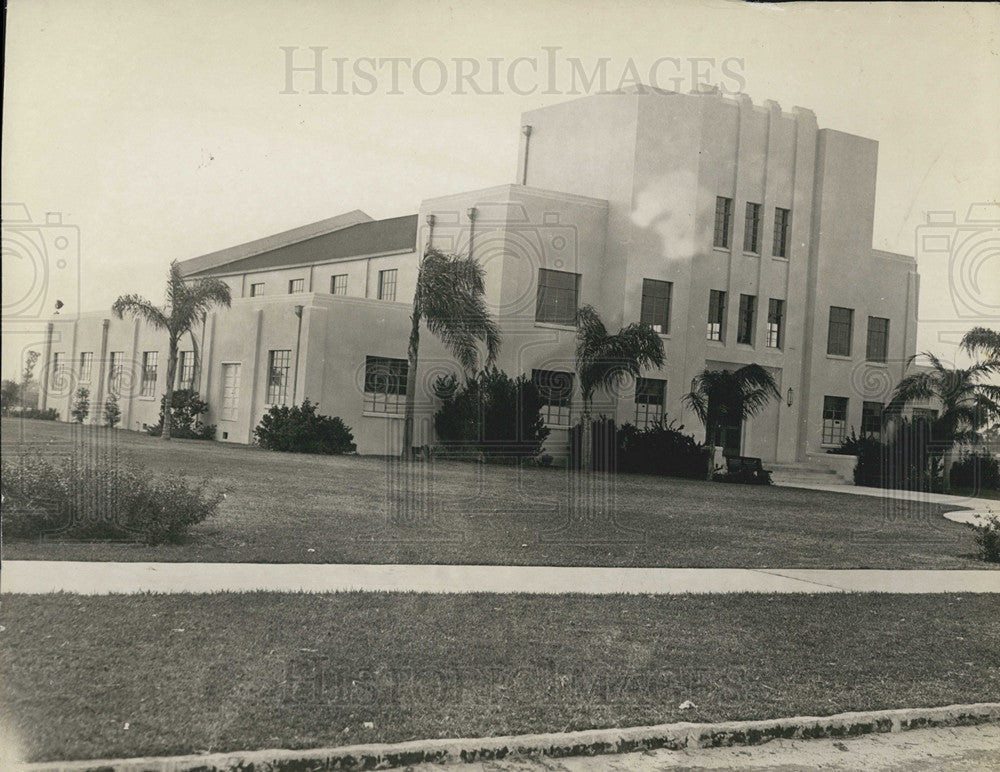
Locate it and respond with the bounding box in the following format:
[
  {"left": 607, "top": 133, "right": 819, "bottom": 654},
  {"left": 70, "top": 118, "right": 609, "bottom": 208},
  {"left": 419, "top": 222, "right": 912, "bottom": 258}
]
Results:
[
  {"left": 887, "top": 352, "right": 1000, "bottom": 491},
  {"left": 683, "top": 364, "right": 780, "bottom": 479},
  {"left": 401, "top": 248, "right": 501, "bottom": 458},
  {"left": 574, "top": 305, "right": 665, "bottom": 468},
  {"left": 112, "top": 261, "right": 231, "bottom": 440},
  {"left": 960, "top": 326, "right": 1000, "bottom": 369}
]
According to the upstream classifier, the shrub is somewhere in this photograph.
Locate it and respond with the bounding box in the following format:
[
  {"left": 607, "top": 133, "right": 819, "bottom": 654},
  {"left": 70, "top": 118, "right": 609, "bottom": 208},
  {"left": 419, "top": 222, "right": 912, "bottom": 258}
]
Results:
[
  {"left": 828, "top": 427, "right": 869, "bottom": 456},
  {"left": 148, "top": 389, "right": 215, "bottom": 439},
  {"left": 968, "top": 514, "right": 1000, "bottom": 563},
  {"left": 71, "top": 386, "right": 90, "bottom": 423},
  {"left": 19, "top": 407, "right": 59, "bottom": 421},
  {"left": 950, "top": 452, "right": 1000, "bottom": 492},
  {"left": 851, "top": 419, "right": 944, "bottom": 492},
  {"left": 616, "top": 420, "right": 709, "bottom": 479},
  {"left": 104, "top": 393, "right": 122, "bottom": 428},
  {"left": 254, "top": 399, "right": 356, "bottom": 454},
  {"left": 433, "top": 368, "right": 550, "bottom": 463},
  {"left": 1, "top": 450, "right": 223, "bottom": 544}
]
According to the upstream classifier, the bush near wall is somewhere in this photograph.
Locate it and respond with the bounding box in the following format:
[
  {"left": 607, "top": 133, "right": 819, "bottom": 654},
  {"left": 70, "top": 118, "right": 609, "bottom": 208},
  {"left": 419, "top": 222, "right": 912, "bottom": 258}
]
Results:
[
  {"left": 254, "top": 399, "right": 356, "bottom": 454},
  {"left": 616, "top": 421, "right": 709, "bottom": 480},
  {"left": 12, "top": 407, "right": 60, "bottom": 421},
  {"left": 950, "top": 452, "right": 1000, "bottom": 492},
  {"left": 148, "top": 389, "right": 216, "bottom": 440},
  {"left": 433, "top": 369, "right": 550, "bottom": 463},
  {"left": 1, "top": 451, "right": 223, "bottom": 543},
  {"left": 845, "top": 420, "right": 945, "bottom": 492}
]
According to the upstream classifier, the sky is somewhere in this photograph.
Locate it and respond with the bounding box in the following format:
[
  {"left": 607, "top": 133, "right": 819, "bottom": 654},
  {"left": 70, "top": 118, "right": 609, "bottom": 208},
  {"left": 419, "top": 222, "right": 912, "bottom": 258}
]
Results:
[{"left": 2, "top": 0, "right": 998, "bottom": 380}]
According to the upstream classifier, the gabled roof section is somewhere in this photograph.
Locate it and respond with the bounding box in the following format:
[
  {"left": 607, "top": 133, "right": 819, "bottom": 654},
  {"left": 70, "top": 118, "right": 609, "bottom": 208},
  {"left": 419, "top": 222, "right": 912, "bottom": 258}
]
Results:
[{"left": 178, "top": 209, "right": 415, "bottom": 277}]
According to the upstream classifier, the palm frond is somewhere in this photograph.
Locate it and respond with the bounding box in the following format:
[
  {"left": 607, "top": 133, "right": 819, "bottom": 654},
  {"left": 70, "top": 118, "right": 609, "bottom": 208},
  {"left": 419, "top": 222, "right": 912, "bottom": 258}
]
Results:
[
  {"left": 960, "top": 326, "right": 1000, "bottom": 363},
  {"left": 418, "top": 249, "right": 501, "bottom": 374},
  {"left": 574, "top": 305, "right": 665, "bottom": 404},
  {"left": 111, "top": 295, "right": 169, "bottom": 330}
]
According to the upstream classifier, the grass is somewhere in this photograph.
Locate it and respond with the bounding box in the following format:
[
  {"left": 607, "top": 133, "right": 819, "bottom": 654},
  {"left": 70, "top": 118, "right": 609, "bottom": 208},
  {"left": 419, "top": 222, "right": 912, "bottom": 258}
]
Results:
[
  {"left": 2, "top": 592, "right": 998, "bottom": 762},
  {"left": 1, "top": 417, "right": 990, "bottom": 568}
]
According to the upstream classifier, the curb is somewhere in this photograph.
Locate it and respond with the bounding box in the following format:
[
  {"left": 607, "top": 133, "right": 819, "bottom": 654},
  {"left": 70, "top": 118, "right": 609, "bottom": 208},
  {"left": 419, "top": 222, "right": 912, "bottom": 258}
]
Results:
[{"left": 20, "top": 702, "right": 1000, "bottom": 771}]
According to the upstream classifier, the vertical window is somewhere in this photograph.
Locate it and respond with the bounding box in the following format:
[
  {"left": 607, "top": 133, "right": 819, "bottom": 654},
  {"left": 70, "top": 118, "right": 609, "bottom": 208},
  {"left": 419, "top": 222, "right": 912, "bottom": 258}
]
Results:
[
  {"left": 266, "top": 350, "right": 291, "bottom": 405},
  {"left": 250, "top": 283, "right": 264, "bottom": 297},
  {"left": 634, "top": 377, "right": 666, "bottom": 428},
  {"left": 737, "top": 294, "right": 756, "bottom": 345},
  {"left": 377, "top": 269, "right": 397, "bottom": 301},
  {"left": 178, "top": 351, "right": 195, "bottom": 389},
  {"left": 364, "top": 356, "right": 408, "bottom": 414},
  {"left": 707, "top": 290, "right": 727, "bottom": 342},
  {"left": 288, "top": 279, "right": 304, "bottom": 294},
  {"left": 866, "top": 316, "right": 890, "bottom": 363},
  {"left": 221, "top": 363, "right": 241, "bottom": 421},
  {"left": 773, "top": 207, "right": 791, "bottom": 257},
  {"left": 79, "top": 352, "right": 94, "bottom": 381},
  {"left": 640, "top": 279, "right": 672, "bottom": 334},
  {"left": 861, "top": 401, "right": 883, "bottom": 438},
  {"left": 141, "top": 351, "right": 158, "bottom": 397},
  {"left": 827, "top": 307, "right": 854, "bottom": 356},
  {"left": 535, "top": 268, "right": 580, "bottom": 325},
  {"left": 532, "top": 369, "right": 574, "bottom": 426},
  {"left": 822, "top": 396, "right": 848, "bottom": 445},
  {"left": 767, "top": 299, "right": 784, "bottom": 349},
  {"left": 743, "top": 202, "right": 761, "bottom": 253},
  {"left": 108, "top": 351, "right": 124, "bottom": 395},
  {"left": 51, "top": 352, "right": 63, "bottom": 385},
  {"left": 713, "top": 196, "right": 733, "bottom": 248},
  {"left": 331, "top": 274, "right": 348, "bottom": 295}
]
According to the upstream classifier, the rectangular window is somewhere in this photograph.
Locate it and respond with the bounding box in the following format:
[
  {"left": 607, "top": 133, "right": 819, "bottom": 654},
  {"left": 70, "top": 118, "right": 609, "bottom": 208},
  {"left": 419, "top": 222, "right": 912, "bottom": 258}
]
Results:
[
  {"left": 640, "top": 279, "right": 672, "bottom": 334},
  {"left": 866, "top": 316, "right": 890, "bottom": 363},
  {"left": 331, "top": 274, "right": 348, "bottom": 295},
  {"left": 861, "top": 401, "right": 883, "bottom": 438},
  {"left": 827, "top": 306, "right": 854, "bottom": 357},
  {"left": 532, "top": 369, "right": 574, "bottom": 426},
  {"left": 535, "top": 268, "right": 580, "bottom": 325},
  {"left": 250, "top": 283, "right": 264, "bottom": 297},
  {"left": 767, "top": 298, "right": 784, "bottom": 349},
  {"left": 141, "top": 351, "right": 158, "bottom": 397},
  {"left": 377, "top": 269, "right": 397, "bottom": 301},
  {"left": 912, "top": 407, "right": 938, "bottom": 426},
  {"left": 108, "top": 351, "right": 124, "bottom": 395},
  {"left": 364, "top": 355, "right": 408, "bottom": 414},
  {"left": 707, "top": 290, "right": 726, "bottom": 342},
  {"left": 79, "top": 352, "right": 93, "bottom": 381},
  {"left": 178, "top": 351, "right": 195, "bottom": 389},
  {"left": 713, "top": 196, "right": 733, "bottom": 248},
  {"left": 634, "top": 377, "right": 666, "bottom": 428},
  {"left": 266, "top": 349, "right": 291, "bottom": 405},
  {"left": 743, "top": 202, "right": 761, "bottom": 253},
  {"left": 288, "top": 279, "right": 304, "bottom": 294},
  {"left": 737, "top": 294, "right": 756, "bottom": 345},
  {"left": 822, "top": 396, "right": 848, "bottom": 445},
  {"left": 51, "top": 352, "right": 63, "bottom": 385},
  {"left": 221, "top": 363, "right": 241, "bottom": 421},
  {"left": 773, "top": 207, "right": 791, "bottom": 257}
]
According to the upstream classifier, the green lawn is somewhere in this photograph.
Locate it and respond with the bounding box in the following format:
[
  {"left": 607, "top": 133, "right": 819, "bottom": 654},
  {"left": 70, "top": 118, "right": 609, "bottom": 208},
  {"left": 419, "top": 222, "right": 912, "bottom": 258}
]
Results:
[
  {"left": 2, "top": 592, "right": 998, "bottom": 762},
  {"left": 1, "top": 418, "right": 988, "bottom": 568}
]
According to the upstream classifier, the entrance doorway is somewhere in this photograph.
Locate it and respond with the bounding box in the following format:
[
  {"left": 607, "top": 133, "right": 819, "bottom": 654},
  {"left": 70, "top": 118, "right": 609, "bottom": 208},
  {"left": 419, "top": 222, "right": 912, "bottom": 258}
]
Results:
[{"left": 716, "top": 417, "right": 742, "bottom": 457}]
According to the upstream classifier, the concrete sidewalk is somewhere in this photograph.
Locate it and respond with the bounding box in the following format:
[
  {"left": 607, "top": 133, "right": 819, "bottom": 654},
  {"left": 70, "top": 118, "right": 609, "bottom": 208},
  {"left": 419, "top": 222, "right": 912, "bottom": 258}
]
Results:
[{"left": 2, "top": 561, "right": 998, "bottom": 595}]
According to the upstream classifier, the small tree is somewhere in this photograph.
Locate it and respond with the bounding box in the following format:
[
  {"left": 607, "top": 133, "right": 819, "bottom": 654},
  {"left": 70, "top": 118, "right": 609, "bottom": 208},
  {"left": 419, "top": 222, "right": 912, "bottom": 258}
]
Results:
[
  {"left": 1, "top": 380, "right": 20, "bottom": 415},
  {"left": 21, "top": 350, "right": 40, "bottom": 409},
  {"left": 684, "top": 364, "right": 780, "bottom": 479},
  {"left": 113, "top": 261, "right": 231, "bottom": 440},
  {"left": 71, "top": 386, "right": 90, "bottom": 423},
  {"left": 104, "top": 393, "right": 121, "bottom": 428}
]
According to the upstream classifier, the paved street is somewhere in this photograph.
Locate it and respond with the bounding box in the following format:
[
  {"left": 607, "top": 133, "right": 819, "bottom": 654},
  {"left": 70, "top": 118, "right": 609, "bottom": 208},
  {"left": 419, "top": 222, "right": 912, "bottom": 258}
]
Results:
[
  {"left": 2, "top": 560, "right": 999, "bottom": 595},
  {"left": 408, "top": 724, "right": 1000, "bottom": 771}
]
